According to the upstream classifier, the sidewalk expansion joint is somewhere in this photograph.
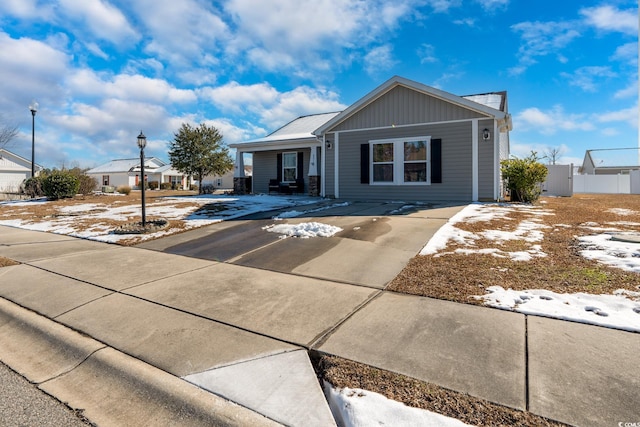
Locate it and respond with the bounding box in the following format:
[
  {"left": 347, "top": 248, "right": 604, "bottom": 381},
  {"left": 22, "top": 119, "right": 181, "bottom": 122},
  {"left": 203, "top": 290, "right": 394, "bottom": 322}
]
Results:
[
  {"left": 525, "top": 315, "right": 530, "bottom": 412},
  {"left": 38, "top": 345, "right": 107, "bottom": 386},
  {"left": 308, "top": 290, "right": 384, "bottom": 349}
]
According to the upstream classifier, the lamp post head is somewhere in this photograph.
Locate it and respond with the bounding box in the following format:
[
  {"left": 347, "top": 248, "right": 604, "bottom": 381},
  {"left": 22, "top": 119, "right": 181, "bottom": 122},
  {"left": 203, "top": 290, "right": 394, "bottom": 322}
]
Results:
[
  {"left": 137, "top": 131, "right": 147, "bottom": 150},
  {"left": 29, "top": 101, "right": 39, "bottom": 115}
]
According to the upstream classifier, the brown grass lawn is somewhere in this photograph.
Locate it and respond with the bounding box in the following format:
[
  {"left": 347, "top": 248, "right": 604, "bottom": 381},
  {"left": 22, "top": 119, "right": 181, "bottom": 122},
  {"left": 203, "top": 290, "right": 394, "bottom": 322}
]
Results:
[{"left": 389, "top": 194, "right": 640, "bottom": 302}]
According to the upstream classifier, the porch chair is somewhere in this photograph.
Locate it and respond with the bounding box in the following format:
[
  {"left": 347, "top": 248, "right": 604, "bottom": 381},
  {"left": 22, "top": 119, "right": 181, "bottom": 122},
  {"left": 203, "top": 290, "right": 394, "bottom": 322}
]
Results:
[{"left": 268, "top": 179, "right": 280, "bottom": 194}]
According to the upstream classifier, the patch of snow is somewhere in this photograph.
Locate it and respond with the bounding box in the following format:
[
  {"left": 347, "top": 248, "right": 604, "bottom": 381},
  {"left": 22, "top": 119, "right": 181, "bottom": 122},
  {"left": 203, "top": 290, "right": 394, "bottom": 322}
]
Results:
[
  {"left": 263, "top": 222, "right": 343, "bottom": 238},
  {"left": 324, "top": 382, "right": 471, "bottom": 427},
  {"left": 607, "top": 208, "right": 636, "bottom": 216},
  {"left": 273, "top": 202, "right": 350, "bottom": 219},
  {"left": 477, "top": 286, "right": 640, "bottom": 332},
  {"left": 577, "top": 234, "right": 640, "bottom": 273}
]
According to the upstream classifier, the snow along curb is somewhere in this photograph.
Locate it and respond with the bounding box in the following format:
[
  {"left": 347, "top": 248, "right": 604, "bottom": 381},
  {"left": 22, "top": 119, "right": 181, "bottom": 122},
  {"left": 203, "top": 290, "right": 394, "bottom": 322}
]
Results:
[{"left": 0, "top": 297, "right": 281, "bottom": 427}]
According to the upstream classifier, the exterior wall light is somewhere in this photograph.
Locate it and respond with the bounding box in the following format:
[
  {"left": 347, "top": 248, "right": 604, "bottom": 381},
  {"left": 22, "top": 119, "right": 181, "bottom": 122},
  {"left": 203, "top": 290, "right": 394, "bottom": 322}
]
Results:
[{"left": 482, "top": 128, "right": 491, "bottom": 141}]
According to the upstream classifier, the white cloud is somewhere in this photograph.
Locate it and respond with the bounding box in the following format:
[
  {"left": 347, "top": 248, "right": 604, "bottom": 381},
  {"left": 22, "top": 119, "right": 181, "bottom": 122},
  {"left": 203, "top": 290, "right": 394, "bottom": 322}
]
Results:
[
  {"left": 417, "top": 43, "right": 438, "bottom": 64},
  {"left": 0, "top": 32, "right": 70, "bottom": 111},
  {"left": 614, "top": 81, "right": 638, "bottom": 99},
  {"left": 474, "top": 0, "right": 509, "bottom": 10},
  {"left": 611, "top": 42, "right": 638, "bottom": 66},
  {"left": 0, "top": 0, "right": 55, "bottom": 20},
  {"left": 453, "top": 18, "right": 475, "bottom": 27},
  {"left": 199, "top": 81, "right": 279, "bottom": 115},
  {"left": 580, "top": 5, "right": 639, "bottom": 35},
  {"left": 57, "top": 0, "right": 139, "bottom": 45},
  {"left": 198, "top": 81, "right": 346, "bottom": 129},
  {"left": 134, "top": 0, "right": 229, "bottom": 69},
  {"left": 202, "top": 118, "right": 261, "bottom": 144},
  {"left": 259, "top": 86, "right": 346, "bottom": 128},
  {"left": 510, "top": 20, "right": 581, "bottom": 73},
  {"left": 426, "top": 0, "right": 462, "bottom": 13},
  {"left": 364, "top": 44, "right": 398, "bottom": 77},
  {"left": 560, "top": 66, "right": 616, "bottom": 92},
  {"left": 514, "top": 106, "right": 595, "bottom": 134},
  {"left": 224, "top": 0, "right": 418, "bottom": 75},
  {"left": 67, "top": 70, "right": 197, "bottom": 104},
  {"left": 597, "top": 105, "right": 639, "bottom": 127}
]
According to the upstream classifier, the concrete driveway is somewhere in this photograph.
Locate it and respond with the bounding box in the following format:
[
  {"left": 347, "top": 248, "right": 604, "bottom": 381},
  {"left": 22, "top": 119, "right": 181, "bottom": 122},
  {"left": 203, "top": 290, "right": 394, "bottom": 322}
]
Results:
[{"left": 137, "top": 200, "right": 466, "bottom": 288}]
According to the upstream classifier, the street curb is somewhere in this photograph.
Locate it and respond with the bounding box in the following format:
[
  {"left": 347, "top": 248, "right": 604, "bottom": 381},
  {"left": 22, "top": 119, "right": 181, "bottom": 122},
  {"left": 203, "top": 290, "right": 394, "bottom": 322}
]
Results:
[{"left": 0, "top": 298, "right": 281, "bottom": 426}]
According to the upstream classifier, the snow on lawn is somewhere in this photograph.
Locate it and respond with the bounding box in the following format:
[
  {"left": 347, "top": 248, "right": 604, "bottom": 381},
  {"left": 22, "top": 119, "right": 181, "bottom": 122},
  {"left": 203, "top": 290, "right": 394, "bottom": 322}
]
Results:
[
  {"left": 420, "top": 202, "right": 640, "bottom": 332},
  {"left": 477, "top": 286, "right": 640, "bottom": 332},
  {"left": 325, "top": 383, "right": 471, "bottom": 427},
  {"left": 0, "top": 194, "right": 319, "bottom": 244}
]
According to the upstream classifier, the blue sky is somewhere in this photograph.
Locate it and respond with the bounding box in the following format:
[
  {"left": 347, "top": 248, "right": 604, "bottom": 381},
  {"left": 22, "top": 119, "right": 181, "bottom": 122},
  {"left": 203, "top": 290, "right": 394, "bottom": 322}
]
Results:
[{"left": 0, "top": 0, "right": 637, "bottom": 169}]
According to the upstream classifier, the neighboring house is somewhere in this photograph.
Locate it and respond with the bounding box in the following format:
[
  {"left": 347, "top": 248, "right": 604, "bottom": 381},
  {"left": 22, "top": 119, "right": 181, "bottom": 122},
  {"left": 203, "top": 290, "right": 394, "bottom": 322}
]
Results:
[
  {"left": 86, "top": 158, "right": 189, "bottom": 190},
  {"left": 580, "top": 148, "right": 640, "bottom": 175},
  {"left": 0, "top": 148, "right": 43, "bottom": 193},
  {"left": 201, "top": 165, "right": 252, "bottom": 190},
  {"left": 230, "top": 75, "right": 511, "bottom": 202}
]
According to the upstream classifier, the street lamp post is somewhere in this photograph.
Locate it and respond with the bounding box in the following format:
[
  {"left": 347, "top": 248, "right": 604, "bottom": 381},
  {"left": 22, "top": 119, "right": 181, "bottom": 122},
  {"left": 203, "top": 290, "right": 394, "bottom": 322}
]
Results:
[
  {"left": 29, "top": 101, "right": 38, "bottom": 178},
  {"left": 137, "top": 131, "right": 147, "bottom": 228}
]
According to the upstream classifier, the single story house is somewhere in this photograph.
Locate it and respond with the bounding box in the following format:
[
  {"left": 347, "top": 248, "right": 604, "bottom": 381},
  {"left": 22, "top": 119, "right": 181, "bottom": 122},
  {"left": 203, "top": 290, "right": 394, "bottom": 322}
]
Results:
[
  {"left": 86, "top": 158, "right": 189, "bottom": 190},
  {"left": 0, "top": 148, "right": 44, "bottom": 193},
  {"left": 580, "top": 148, "right": 640, "bottom": 175},
  {"left": 230, "top": 75, "right": 511, "bottom": 202},
  {"left": 200, "top": 165, "right": 252, "bottom": 191}
]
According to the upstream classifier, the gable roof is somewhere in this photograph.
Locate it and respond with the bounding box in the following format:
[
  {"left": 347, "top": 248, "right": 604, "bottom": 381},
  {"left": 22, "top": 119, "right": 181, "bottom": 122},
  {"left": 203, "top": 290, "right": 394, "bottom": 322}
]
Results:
[
  {"left": 314, "top": 75, "right": 509, "bottom": 135},
  {"left": 0, "top": 148, "right": 44, "bottom": 172},
  {"left": 583, "top": 148, "right": 640, "bottom": 170},
  {"left": 229, "top": 112, "right": 340, "bottom": 150},
  {"left": 86, "top": 157, "right": 166, "bottom": 174}
]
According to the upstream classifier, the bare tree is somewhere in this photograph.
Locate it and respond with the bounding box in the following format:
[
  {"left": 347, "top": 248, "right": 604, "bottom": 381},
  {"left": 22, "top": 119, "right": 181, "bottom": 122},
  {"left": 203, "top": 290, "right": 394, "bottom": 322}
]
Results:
[
  {"left": 0, "top": 114, "right": 18, "bottom": 149},
  {"left": 544, "top": 147, "right": 563, "bottom": 165}
]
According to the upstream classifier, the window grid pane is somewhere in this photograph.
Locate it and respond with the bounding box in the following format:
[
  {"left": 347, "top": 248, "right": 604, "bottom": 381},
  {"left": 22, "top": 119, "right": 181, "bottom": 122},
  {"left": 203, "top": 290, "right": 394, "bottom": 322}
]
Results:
[{"left": 404, "top": 141, "right": 426, "bottom": 161}]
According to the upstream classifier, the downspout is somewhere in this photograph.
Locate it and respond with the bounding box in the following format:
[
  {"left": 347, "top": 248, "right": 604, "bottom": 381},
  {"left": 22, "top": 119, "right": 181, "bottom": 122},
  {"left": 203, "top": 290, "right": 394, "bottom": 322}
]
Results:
[
  {"left": 472, "top": 120, "right": 479, "bottom": 202},
  {"left": 494, "top": 120, "right": 499, "bottom": 201},
  {"left": 318, "top": 136, "right": 326, "bottom": 197}
]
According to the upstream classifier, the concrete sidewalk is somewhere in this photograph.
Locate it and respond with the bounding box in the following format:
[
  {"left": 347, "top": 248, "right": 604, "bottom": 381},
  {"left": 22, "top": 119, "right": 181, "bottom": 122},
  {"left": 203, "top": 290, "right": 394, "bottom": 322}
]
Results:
[{"left": 1, "top": 224, "right": 639, "bottom": 426}]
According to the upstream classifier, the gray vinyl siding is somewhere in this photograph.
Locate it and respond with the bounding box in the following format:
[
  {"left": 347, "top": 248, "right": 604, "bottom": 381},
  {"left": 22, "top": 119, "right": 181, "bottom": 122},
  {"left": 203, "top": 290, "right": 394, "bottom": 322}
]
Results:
[
  {"left": 333, "top": 86, "right": 485, "bottom": 132},
  {"left": 252, "top": 151, "right": 277, "bottom": 194},
  {"left": 336, "top": 122, "right": 473, "bottom": 201},
  {"left": 478, "top": 119, "right": 495, "bottom": 200},
  {"left": 252, "top": 150, "right": 310, "bottom": 194},
  {"left": 324, "top": 133, "right": 336, "bottom": 197}
]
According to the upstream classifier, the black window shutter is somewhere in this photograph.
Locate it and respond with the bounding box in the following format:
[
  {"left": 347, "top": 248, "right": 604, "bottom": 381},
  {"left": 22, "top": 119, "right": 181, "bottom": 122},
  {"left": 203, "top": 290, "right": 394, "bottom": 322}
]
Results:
[
  {"left": 431, "top": 139, "right": 442, "bottom": 184},
  {"left": 360, "top": 144, "right": 369, "bottom": 184},
  {"left": 297, "top": 151, "right": 304, "bottom": 180},
  {"left": 276, "top": 153, "right": 282, "bottom": 182}
]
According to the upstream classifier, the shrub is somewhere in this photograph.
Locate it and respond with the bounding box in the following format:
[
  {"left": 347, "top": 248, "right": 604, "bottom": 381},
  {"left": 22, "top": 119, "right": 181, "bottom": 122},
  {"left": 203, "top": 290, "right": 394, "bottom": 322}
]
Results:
[
  {"left": 201, "top": 184, "right": 215, "bottom": 194},
  {"left": 21, "top": 176, "right": 46, "bottom": 198},
  {"left": 117, "top": 185, "right": 131, "bottom": 195},
  {"left": 190, "top": 184, "right": 198, "bottom": 191},
  {"left": 42, "top": 171, "right": 80, "bottom": 200},
  {"left": 160, "top": 182, "right": 172, "bottom": 190},
  {"left": 77, "top": 174, "right": 97, "bottom": 195},
  {"left": 148, "top": 181, "right": 159, "bottom": 190},
  {"left": 501, "top": 152, "right": 548, "bottom": 203}
]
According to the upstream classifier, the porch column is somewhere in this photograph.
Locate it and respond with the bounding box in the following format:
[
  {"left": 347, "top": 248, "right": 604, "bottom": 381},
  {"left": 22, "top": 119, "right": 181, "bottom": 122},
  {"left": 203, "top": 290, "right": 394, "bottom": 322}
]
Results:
[
  {"left": 233, "top": 151, "right": 250, "bottom": 194},
  {"left": 308, "top": 147, "right": 320, "bottom": 196}
]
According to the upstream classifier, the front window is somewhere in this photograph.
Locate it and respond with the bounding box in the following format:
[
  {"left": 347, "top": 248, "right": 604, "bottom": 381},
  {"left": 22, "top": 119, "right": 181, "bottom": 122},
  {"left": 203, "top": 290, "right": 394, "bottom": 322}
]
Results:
[
  {"left": 370, "top": 137, "right": 430, "bottom": 185},
  {"left": 372, "top": 143, "right": 394, "bottom": 182},
  {"left": 403, "top": 141, "right": 427, "bottom": 182},
  {"left": 283, "top": 152, "right": 297, "bottom": 182}
]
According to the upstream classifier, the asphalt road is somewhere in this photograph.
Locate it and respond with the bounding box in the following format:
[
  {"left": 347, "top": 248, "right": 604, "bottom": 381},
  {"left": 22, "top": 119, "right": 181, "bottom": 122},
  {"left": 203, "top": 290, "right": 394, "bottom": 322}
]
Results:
[{"left": 0, "top": 362, "right": 93, "bottom": 427}]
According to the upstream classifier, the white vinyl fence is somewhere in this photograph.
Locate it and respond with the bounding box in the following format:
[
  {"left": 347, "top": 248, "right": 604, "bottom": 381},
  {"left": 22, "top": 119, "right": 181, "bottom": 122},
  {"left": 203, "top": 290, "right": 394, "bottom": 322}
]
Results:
[{"left": 573, "top": 174, "right": 631, "bottom": 194}]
